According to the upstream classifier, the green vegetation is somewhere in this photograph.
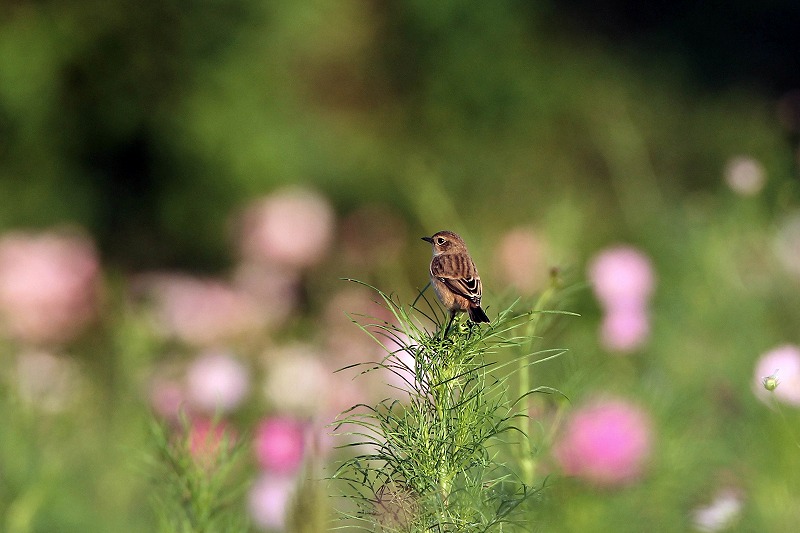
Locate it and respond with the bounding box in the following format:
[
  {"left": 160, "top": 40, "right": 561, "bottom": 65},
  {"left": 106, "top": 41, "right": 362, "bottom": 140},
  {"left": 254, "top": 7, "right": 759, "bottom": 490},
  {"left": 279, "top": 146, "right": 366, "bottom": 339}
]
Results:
[{"left": 1, "top": 1, "right": 799, "bottom": 532}]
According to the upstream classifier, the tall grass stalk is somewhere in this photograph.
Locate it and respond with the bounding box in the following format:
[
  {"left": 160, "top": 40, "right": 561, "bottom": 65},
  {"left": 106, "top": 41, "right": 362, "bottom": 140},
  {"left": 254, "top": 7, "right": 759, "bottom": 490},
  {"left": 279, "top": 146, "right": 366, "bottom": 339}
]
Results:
[
  {"left": 333, "top": 280, "right": 573, "bottom": 532},
  {"left": 515, "top": 269, "right": 571, "bottom": 485}
]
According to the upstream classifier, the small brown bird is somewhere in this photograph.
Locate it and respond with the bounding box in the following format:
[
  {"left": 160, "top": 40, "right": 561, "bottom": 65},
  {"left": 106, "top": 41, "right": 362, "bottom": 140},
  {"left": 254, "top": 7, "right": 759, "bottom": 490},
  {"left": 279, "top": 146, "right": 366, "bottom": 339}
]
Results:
[{"left": 422, "top": 230, "right": 490, "bottom": 330}]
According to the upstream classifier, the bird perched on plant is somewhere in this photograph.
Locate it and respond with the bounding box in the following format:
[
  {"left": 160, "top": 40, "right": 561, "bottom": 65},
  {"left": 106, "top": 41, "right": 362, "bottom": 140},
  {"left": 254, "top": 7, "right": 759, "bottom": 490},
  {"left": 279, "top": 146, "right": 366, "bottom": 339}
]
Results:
[{"left": 422, "top": 230, "right": 490, "bottom": 333}]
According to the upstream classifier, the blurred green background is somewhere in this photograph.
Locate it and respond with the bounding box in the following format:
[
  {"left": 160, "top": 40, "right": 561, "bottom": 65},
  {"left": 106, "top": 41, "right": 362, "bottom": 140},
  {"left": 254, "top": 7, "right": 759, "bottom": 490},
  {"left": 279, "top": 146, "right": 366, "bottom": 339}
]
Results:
[{"left": 1, "top": 0, "right": 800, "bottom": 531}]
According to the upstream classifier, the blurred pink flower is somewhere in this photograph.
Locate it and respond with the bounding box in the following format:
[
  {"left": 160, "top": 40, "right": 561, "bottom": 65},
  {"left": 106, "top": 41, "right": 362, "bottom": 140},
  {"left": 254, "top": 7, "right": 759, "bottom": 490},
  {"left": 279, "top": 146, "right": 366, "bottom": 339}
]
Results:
[
  {"left": 753, "top": 344, "right": 800, "bottom": 406},
  {"left": 149, "top": 376, "right": 186, "bottom": 421},
  {"left": 0, "top": 230, "right": 101, "bottom": 344},
  {"left": 15, "top": 350, "right": 81, "bottom": 412},
  {"left": 248, "top": 473, "right": 296, "bottom": 531},
  {"left": 187, "top": 418, "right": 236, "bottom": 469},
  {"left": 600, "top": 307, "right": 650, "bottom": 353},
  {"left": 325, "top": 373, "right": 370, "bottom": 423},
  {"left": 136, "top": 273, "right": 266, "bottom": 346},
  {"left": 588, "top": 246, "right": 655, "bottom": 310},
  {"left": 554, "top": 397, "right": 653, "bottom": 487},
  {"left": 264, "top": 344, "right": 330, "bottom": 415},
  {"left": 233, "top": 263, "right": 301, "bottom": 327},
  {"left": 494, "top": 227, "right": 549, "bottom": 295},
  {"left": 254, "top": 416, "right": 306, "bottom": 474},
  {"left": 238, "top": 188, "right": 335, "bottom": 269},
  {"left": 724, "top": 156, "right": 765, "bottom": 196},
  {"left": 186, "top": 350, "right": 250, "bottom": 414}
]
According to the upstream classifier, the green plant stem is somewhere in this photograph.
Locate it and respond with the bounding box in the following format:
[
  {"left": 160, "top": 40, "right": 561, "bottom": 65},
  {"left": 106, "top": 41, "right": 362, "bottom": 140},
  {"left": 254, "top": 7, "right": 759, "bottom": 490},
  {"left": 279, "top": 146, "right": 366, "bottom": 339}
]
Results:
[
  {"left": 437, "top": 361, "right": 454, "bottom": 515},
  {"left": 518, "top": 272, "right": 560, "bottom": 485}
]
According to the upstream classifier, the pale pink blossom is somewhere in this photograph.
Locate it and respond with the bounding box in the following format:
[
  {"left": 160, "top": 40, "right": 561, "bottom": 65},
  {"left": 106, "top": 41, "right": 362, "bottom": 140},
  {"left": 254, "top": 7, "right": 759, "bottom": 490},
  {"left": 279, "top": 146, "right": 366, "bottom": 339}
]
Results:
[
  {"left": 136, "top": 273, "right": 266, "bottom": 346},
  {"left": 233, "top": 263, "right": 300, "bottom": 327},
  {"left": 264, "top": 345, "right": 330, "bottom": 415},
  {"left": 753, "top": 344, "right": 800, "bottom": 406},
  {"left": 254, "top": 416, "right": 306, "bottom": 474},
  {"left": 238, "top": 188, "right": 335, "bottom": 269},
  {"left": 248, "top": 473, "right": 296, "bottom": 530},
  {"left": 554, "top": 397, "right": 653, "bottom": 487},
  {"left": 588, "top": 246, "right": 655, "bottom": 310},
  {"left": 324, "top": 374, "right": 370, "bottom": 423},
  {"left": 324, "top": 376, "right": 382, "bottom": 457},
  {"left": 494, "top": 227, "right": 549, "bottom": 294},
  {"left": 589, "top": 246, "right": 656, "bottom": 354},
  {"left": 600, "top": 307, "right": 650, "bottom": 353},
  {"left": 186, "top": 350, "right": 250, "bottom": 414},
  {"left": 0, "top": 230, "right": 100, "bottom": 344},
  {"left": 724, "top": 156, "right": 765, "bottom": 196},
  {"left": 149, "top": 376, "right": 186, "bottom": 421},
  {"left": 305, "top": 373, "right": 370, "bottom": 459}
]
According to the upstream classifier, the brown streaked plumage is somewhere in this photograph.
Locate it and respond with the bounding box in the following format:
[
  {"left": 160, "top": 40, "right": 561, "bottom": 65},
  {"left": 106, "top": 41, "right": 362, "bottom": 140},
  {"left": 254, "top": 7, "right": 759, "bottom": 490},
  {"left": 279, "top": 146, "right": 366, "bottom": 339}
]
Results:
[{"left": 421, "top": 230, "right": 490, "bottom": 327}]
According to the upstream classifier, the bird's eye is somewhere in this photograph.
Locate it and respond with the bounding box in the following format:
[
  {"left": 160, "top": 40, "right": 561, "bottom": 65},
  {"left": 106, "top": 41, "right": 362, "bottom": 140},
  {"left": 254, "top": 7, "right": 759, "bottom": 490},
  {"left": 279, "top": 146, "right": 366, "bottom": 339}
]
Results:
[{"left": 436, "top": 237, "right": 446, "bottom": 245}]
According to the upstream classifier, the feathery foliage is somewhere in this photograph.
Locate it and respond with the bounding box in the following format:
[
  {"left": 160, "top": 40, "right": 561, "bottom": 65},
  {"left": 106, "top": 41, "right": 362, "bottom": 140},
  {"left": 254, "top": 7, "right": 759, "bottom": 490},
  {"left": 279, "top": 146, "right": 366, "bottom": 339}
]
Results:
[
  {"left": 147, "top": 417, "right": 249, "bottom": 533},
  {"left": 333, "top": 280, "right": 574, "bottom": 532}
]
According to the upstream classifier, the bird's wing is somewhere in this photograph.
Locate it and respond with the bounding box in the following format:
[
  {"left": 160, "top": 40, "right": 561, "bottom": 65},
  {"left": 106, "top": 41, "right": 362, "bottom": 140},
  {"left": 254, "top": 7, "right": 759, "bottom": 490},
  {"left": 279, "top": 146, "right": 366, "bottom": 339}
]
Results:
[{"left": 431, "top": 254, "right": 482, "bottom": 305}]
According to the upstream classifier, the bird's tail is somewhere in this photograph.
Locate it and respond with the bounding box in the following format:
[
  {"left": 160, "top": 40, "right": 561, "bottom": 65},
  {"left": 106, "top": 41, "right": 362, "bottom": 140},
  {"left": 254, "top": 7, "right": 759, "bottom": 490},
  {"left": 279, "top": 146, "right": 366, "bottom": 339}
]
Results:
[{"left": 468, "top": 305, "right": 490, "bottom": 323}]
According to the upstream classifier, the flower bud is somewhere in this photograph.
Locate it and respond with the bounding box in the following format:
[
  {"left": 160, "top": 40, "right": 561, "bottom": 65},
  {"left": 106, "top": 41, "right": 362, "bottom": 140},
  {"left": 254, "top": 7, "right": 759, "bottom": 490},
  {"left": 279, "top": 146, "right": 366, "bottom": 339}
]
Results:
[{"left": 762, "top": 374, "right": 780, "bottom": 392}]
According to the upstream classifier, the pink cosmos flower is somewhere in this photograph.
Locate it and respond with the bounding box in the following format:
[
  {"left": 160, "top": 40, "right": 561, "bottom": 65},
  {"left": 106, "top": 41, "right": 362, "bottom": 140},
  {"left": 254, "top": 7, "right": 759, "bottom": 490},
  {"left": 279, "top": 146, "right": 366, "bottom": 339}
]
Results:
[
  {"left": 186, "top": 350, "right": 250, "bottom": 414},
  {"left": 494, "top": 227, "right": 549, "bottom": 295},
  {"left": 237, "top": 188, "right": 335, "bottom": 269},
  {"left": 248, "top": 473, "right": 296, "bottom": 530},
  {"left": 136, "top": 273, "right": 266, "bottom": 346},
  {"left": 588, "top": 246, "right": 656, "bottom": 353},
  {"left": 753, "top": 344, "right": 800, "bottom": 406},
  {"left": 588, "top": 246, "right": 655, "bottom": 310},
  {"left": 254, "top": 416, "right": 306, "bottom": 474},
  {"left": 0, "top": 230, "right": 100, "bottom": 344},
  {"left": 554, "top": 397, "right": 653, "bottom": 487},
  {"left": 600, "top": 307, "right": 650, "bottom": 353}
]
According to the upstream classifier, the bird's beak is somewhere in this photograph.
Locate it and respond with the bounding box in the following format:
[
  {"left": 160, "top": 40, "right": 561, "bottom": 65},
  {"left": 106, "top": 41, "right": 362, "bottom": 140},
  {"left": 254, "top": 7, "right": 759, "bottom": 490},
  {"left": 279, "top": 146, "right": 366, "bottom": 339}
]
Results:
[{"left": 421, "top": 236, "right": 433, "bottom": 243}]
